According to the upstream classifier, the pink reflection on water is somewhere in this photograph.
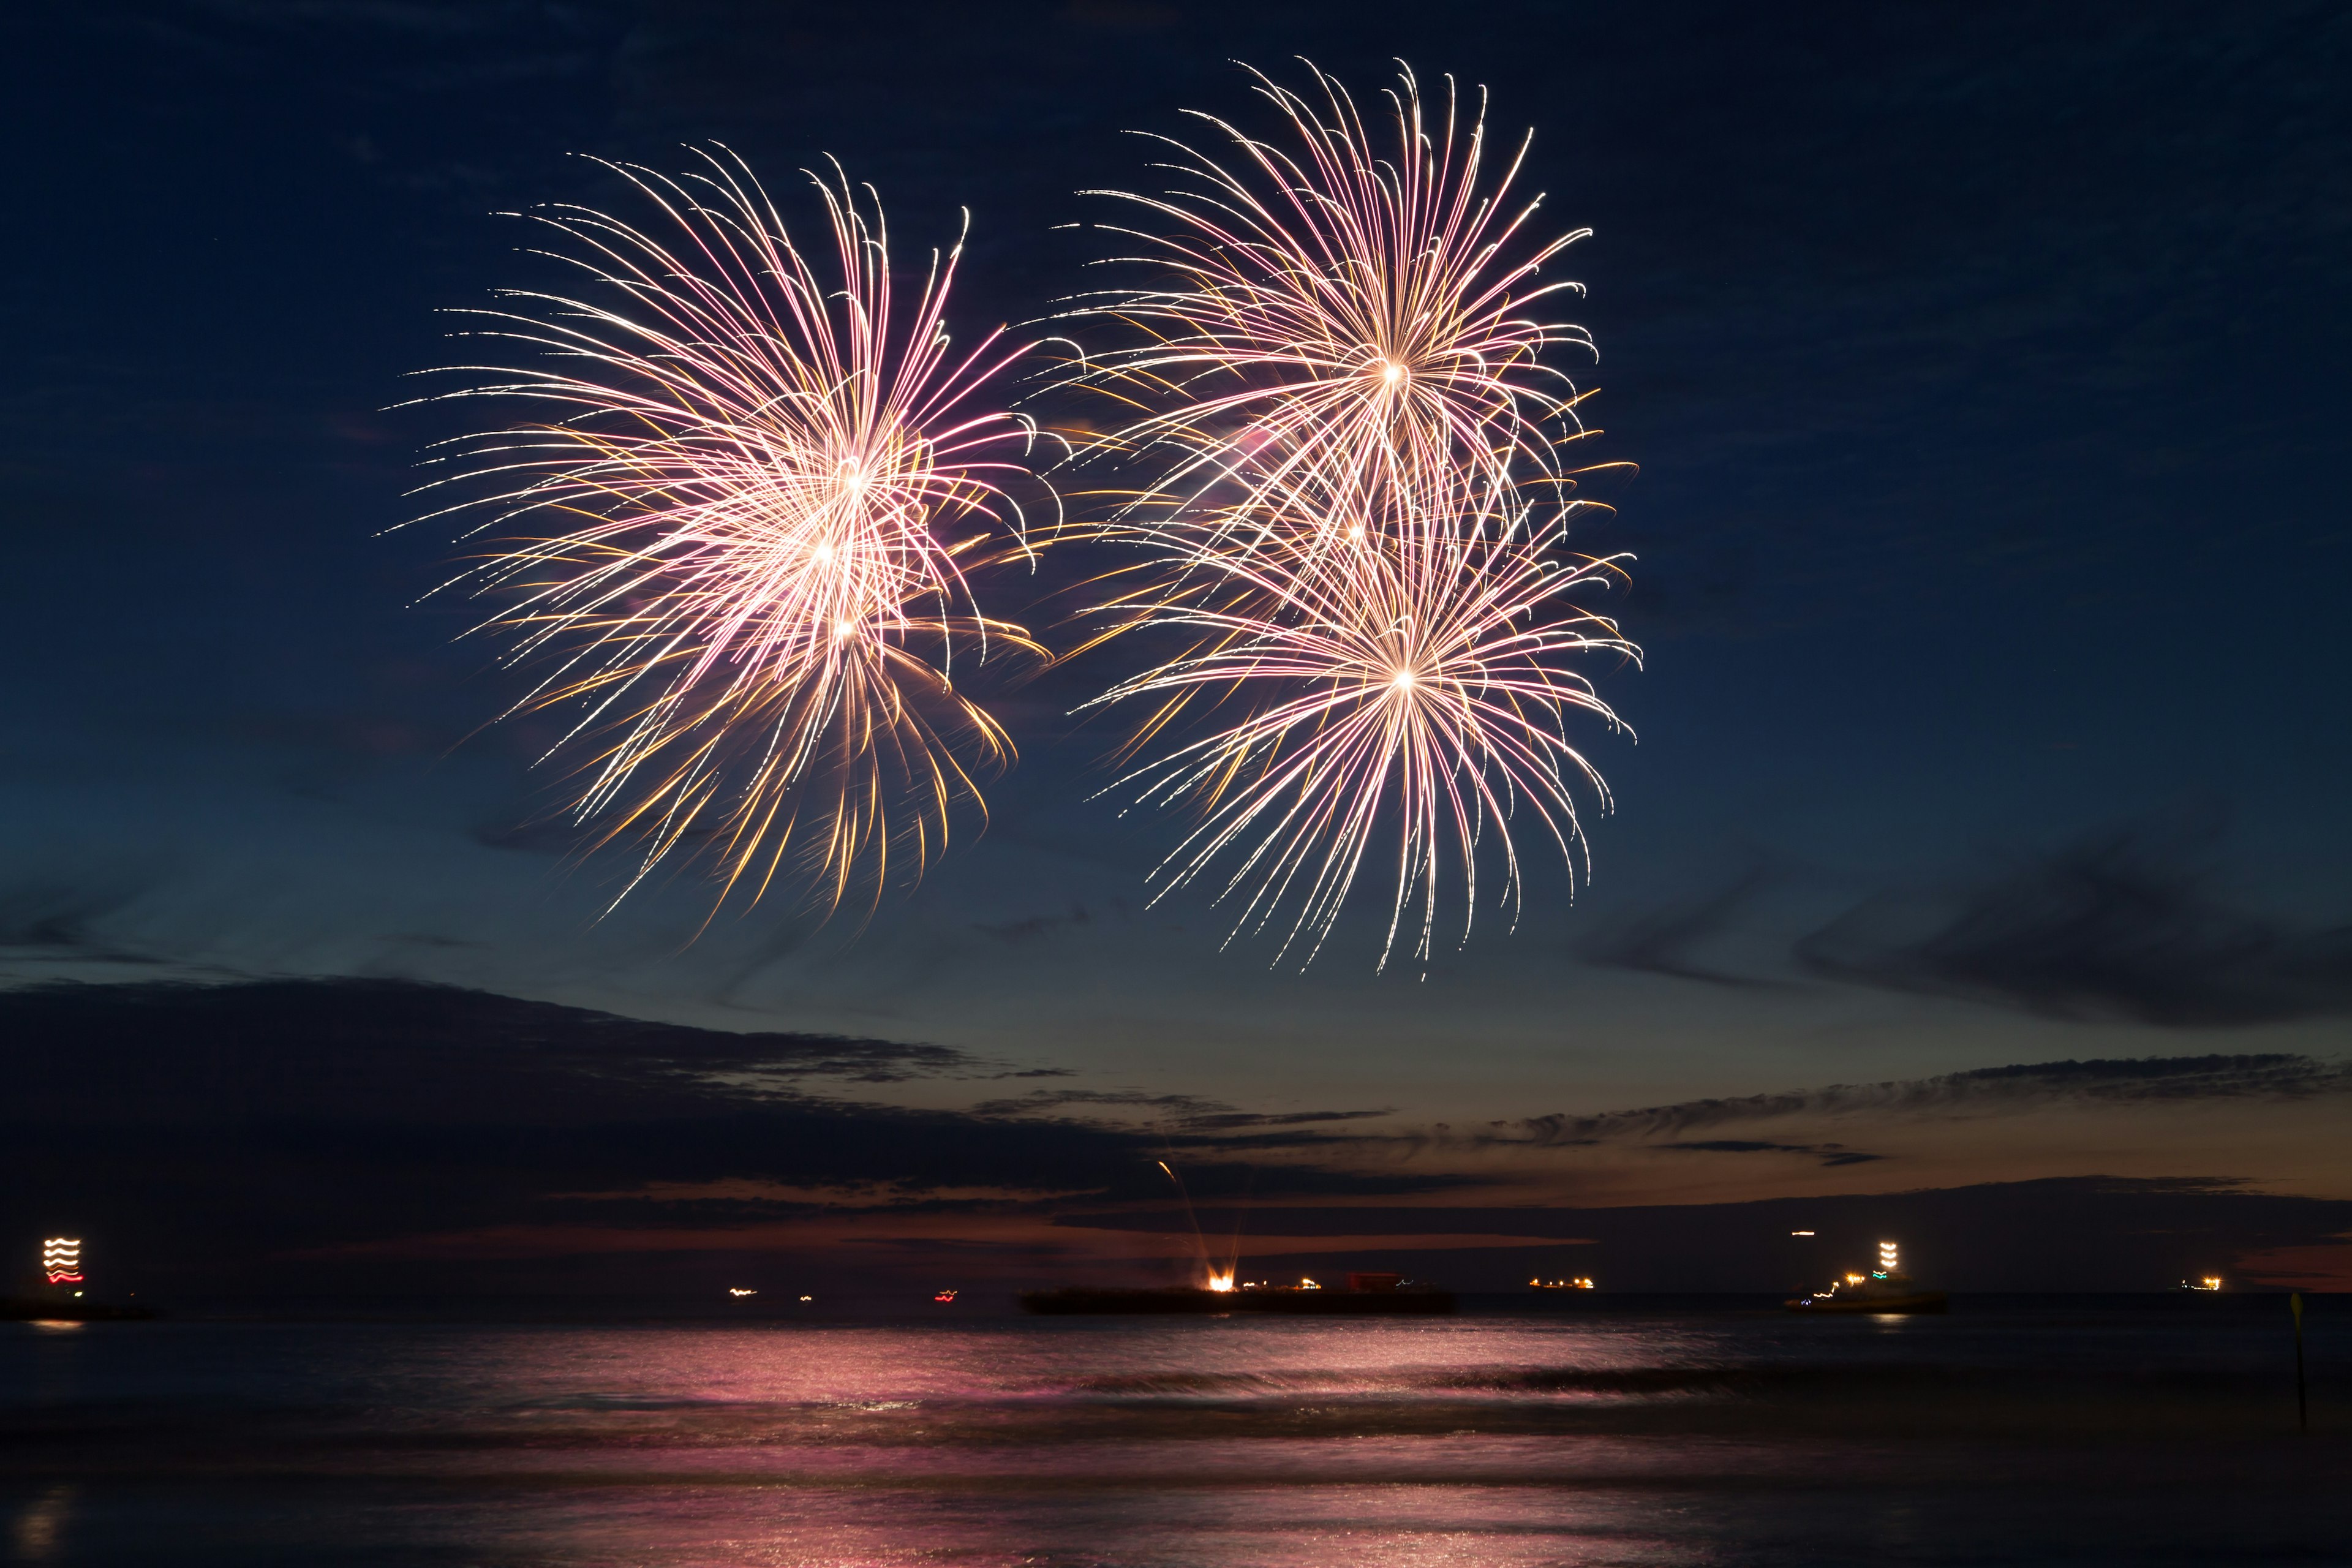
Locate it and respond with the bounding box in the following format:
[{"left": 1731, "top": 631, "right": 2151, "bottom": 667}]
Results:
[
  {"left": 401, "top": 1317, "right": 1728, "bottom": 1565},
  {"left": 456, "top": 1315, "right": 1703, "bottom": 1403}
]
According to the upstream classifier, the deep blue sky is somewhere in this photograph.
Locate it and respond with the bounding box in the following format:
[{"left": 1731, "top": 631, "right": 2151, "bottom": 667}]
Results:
[{"left": 5, "top": 1, "right": 2348, "bottom": 1294}]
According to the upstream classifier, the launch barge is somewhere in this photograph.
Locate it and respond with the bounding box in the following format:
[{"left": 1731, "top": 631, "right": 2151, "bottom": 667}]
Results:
[
  {"left": 1786, "top": 1240, "right": 1947, "bottom": 1315},
  {"left": 4, "top": 1238, "right": 155, "bottom": 1321},
  {"left": 1023, "top": 1272, "right": 1455, "bottom": 1316}
]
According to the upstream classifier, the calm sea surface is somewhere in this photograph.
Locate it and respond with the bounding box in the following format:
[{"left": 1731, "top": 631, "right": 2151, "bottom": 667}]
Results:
[{"left": 4, "top": 1295, "right": 2345, "bottom": 1567}]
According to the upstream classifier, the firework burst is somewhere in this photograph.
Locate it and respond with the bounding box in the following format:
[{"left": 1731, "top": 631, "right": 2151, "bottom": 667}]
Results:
[
  {"left": 411, "top": 146, "right": 1052, "bottom": 920},
  {"left": 1085, "top": 469, "right": 1634, "bottom": 971},
  {"left": 1070, "top": 64, "right": 1638, "bottom": 969},
  {"left": 1068, "top": 59, "right": 1604, "bottom": 537}
]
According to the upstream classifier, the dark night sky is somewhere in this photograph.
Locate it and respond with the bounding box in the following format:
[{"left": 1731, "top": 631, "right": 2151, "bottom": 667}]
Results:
[{"left": 4, "top": 0, "right": 2348, "bottom": 1297}]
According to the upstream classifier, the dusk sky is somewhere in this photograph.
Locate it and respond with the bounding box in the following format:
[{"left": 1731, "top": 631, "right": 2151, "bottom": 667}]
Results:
[{"left": 7, "top": 0, "right": 2348, "bottom": 1299}]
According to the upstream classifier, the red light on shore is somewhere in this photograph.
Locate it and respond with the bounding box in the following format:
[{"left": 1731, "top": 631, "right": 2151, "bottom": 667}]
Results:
[{"left": 933, "top": 1289, "right": 958, "bottom": 1303}]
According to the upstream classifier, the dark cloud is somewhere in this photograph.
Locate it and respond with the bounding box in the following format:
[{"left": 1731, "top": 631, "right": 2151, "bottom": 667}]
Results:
[
  {"left": 1580, "top": 865, "right": 1779, "bottom": 987},
  {"left": 0, "top": 978, "right": 1440, "bottom": 1292},
  {"left": 1798, "top": 826, "right": 2352, "bottom": 1027},
  {"left": 1521, "top": 1052, "right": 2352, "bottom": 1145}
]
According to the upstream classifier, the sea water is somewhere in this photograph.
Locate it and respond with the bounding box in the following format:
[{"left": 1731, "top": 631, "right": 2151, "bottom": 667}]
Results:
[{"left": 4, "top": 1295, "right": 2344, "bottom": 1566}]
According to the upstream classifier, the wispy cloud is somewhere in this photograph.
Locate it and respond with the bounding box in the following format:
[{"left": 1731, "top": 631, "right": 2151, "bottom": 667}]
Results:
[
  {"left": 973, "top": 903, "right": 1093, "bottom": 946},
  {"left": 968, "top": 1087, "right": 1393, "bottom": 1136},
  {"left": 1798, "top": 823, "right": 2352, "bottom": 1026},
  {"left": 1521, "top": 1052, "right": 2352, "bottom": 1145},
  {"left": 1580, "top": 865, "right": 1781, "bottom": 988}
]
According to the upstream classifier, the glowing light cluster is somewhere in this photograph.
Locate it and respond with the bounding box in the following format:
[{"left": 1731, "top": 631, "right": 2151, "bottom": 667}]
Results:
[
  {"left": 42, "top": 1238, "right": 81, "bottom": 1286},
  {"left": 417, "top": 146, "right": 1050, "bottom": 920},
  {"left": 1067, "top": 62, "right": 1636, "bottom": 969}
]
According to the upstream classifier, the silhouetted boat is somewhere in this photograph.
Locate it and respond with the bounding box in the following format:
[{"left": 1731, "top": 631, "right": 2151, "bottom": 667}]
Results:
[{"left": 1786, "top": 1240, "right": 1947, "bottom": 1314}]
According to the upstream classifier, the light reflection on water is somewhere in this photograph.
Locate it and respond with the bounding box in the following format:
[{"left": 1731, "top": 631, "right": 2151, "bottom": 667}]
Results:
[{"left": 4, "top": 1303, "right": 2345, "bottom": 1566}]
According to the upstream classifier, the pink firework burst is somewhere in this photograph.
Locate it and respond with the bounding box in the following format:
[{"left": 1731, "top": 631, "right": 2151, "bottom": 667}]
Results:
[
  {"left": 1071, "top": 64, "right": 1638, "bottom": 969},
  {"left": 1068, "top": 59, "right": 1608, "bottom": 537},
  {"left": 411, "top": 146, "right": 1054, "bottom": 920}
]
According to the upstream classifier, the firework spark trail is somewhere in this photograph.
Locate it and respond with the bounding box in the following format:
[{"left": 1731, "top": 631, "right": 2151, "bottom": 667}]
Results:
[
  {"left": 409, "top": 146, "right": 1052, "bottom": 920},
  {"left": 1069, "top": 64, "right": 1638, "bottom": 970}
]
